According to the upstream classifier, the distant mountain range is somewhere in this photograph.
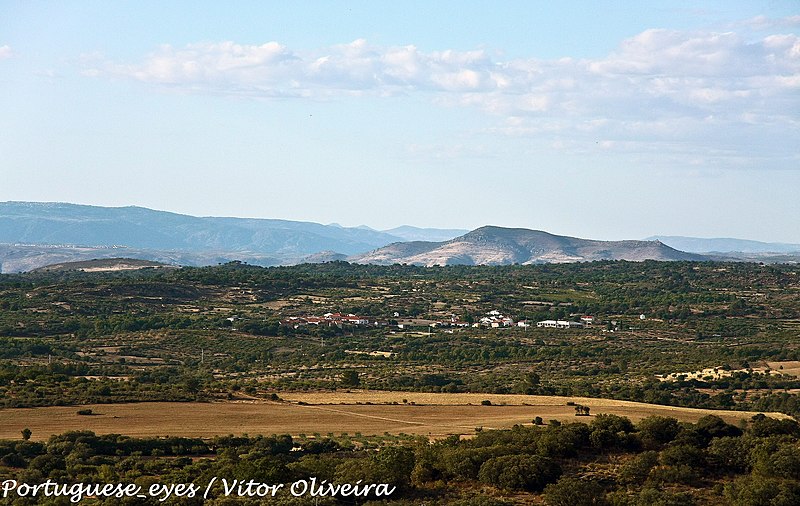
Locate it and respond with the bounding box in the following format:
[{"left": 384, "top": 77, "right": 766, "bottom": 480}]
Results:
[
  {"left": 0, "top": 202, "right": 467, "bottom": 272},
  {"left": 351, "top": 227, "right": 704, "bottom": 266},
  {"left": 647, "top": 236, "right": 800, "bottom": 254},
  {"left": 1, "top": 202, "right": 798, "bottom": 272},
  {"left": 0, "top": 202, "right": 402, "bottom": 255}
]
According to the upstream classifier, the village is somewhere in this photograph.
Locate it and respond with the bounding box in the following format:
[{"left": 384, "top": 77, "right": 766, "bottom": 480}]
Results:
[{"left": 280, "top": 310, "right": 598, "bottom": 330}]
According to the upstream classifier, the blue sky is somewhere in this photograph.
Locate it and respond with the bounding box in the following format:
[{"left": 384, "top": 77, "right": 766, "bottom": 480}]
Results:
[{"left": 1, "top": 1, "right": 799, "bottom": 241}]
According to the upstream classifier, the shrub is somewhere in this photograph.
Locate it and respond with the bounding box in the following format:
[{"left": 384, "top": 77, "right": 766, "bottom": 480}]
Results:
[
  {"left": 478, "top": 454, "right": 561, "bottom": 492},
  {"left": 753, "top": 444, "right": 800, "bottom": 479},
  {"left": 725, "top": 475, "right": 800, "bottom": 505},
  {"left": 706, "top": 436, "right": 753, "bottom": 473},
  {"left": 591, "top": 414, "right": 635, "bottom": 434},
  {"left": 659, "top": 444, "right": 707, "bottom": 469},
  {"left": 543, "top": 477, "right": 608, "bottom": 505},
  {"left": 637, "top": 416, "right": 681, "bottom": 448},
  {"left": 618, "top": 451, "right": 659, "bottom": 485}
]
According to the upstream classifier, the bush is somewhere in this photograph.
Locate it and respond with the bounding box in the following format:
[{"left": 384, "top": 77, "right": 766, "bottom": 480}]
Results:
[
  {"left": 589, "top": 429, "right": 616, "bottom": 450},
  {"left": 618, "top": 451, "right": 659, "bottom": 485},
  {"left": 538, "top": 424, "right": 590, "bottom": 458},
  {"left": 591, "top": 414, "right": 635, "bottom": 434},
  {"left": 752, "top": 443, "right": 800, "bottom": 479},
  {"left": 659, "top": 444, "right": 707, "bottom": 469},
  {"left": 478, "top": 454, "right": 561, "bottom": 492},
  {"left": 724, "top": 475, "right": 800, "bottom": 505},
  {"left": 694, "top": 415, "right": 742, "bottom": 442},
  {"left": 635, "top": 487, "right": 696, "bottom": 506},
  {"left": 637, "top": 416, "right": 681, "bottom": 448},
  {"left": 543, "top": 477, "right": 608, "bottom": 505},
  {"left": 76, "top": 409, "right": 93, "bottom": 416},
  {"left": 706, "top": 436, "right": 753, "bottom": 473},
  {"left": 0, "top": 453, "right": 26, "bottom": 468},
  {"left": 748, "top": 416, "right": 800, "bottom": 438}
]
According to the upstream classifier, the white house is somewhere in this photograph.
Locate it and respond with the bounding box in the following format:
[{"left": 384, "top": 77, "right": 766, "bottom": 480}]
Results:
[{"left": 536, "top": 320, "right": 584, "bottom": 329}]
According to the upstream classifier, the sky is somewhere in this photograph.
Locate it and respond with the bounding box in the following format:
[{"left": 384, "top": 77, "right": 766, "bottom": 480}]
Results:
[{"left": 1, "top": 1, "right": 799, "bottom": 242}]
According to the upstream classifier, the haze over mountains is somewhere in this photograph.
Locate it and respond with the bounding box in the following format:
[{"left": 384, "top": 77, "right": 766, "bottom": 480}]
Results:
[{"left": 0, "top": 201, "right": 797, "bottom": 272}]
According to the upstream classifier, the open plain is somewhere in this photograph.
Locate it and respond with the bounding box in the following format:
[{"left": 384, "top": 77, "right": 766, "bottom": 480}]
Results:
[{"left": 0, "top": 391, "right": 787, "bottom": 441}]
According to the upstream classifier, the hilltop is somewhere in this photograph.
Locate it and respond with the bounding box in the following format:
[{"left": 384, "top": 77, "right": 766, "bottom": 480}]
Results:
[
  {"left": 30, "top": 257, "right": 175, "bottom": 273},
  {"left": 351, "top": 226, "right": 705, "bottom": 266}
]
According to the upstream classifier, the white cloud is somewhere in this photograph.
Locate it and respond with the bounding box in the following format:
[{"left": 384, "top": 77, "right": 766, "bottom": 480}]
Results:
[
  {"left": 0, "top": 45, "right": 12, "bottom": 60},
  {"left": 87, "top": 17, "right": 800, "bottom": 169},
  {"left": 738, "top": 15, "right": 800, "bottom": 31}
]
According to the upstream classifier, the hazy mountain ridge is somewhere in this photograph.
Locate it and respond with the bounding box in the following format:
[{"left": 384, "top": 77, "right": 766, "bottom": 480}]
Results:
[
  {"left": 0, "top": 202, "right": 472, "bottom": 272},
  {"left": 0, "top": 244, "right": 288, "bottom": 273},
  {"left": 0, "top": 202, "right": 403, "bottom": 255},
  {"left": 648, "top": 235, "right": 800, "bottom": 254},
  {"left": 8, "top": 202, "right": 797, "bottom": 273},
  {"left": 351, "top": 226, "right": 705, "bottom": 266}
]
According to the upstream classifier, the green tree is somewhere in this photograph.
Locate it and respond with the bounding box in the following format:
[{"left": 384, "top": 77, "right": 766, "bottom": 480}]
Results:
[
  {"left": 618, "top": 451, "right": 659, "bottom": 485},
  {"left": 543, "top": 477, "right": 607, "bottom": 505},
  {"left": 725, "top": 475, "right": 800, "bottom": 506},
  {"left": 637, "top": 416, "right": 681, "bottom": 448},
  {"left": 340, "top": 370, "right": 360, "bottom": 387},
  {"left": 478, "top": 454, "right": 561, "bottom": 492}
]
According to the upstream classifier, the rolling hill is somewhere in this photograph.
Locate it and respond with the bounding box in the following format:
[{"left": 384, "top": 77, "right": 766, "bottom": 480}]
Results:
[
  {"left": 351, "top": 226, "right": 705, "bottom": 266},
  {"left": 30, "top": 257, "right": 175, "bottom": 273}
]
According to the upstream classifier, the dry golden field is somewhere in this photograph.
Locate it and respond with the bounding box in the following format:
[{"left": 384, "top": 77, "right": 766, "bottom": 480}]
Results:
[
  {"left": 767, "top": 361, "right": 800, "bottom": 378},
  {"left": 0, "top": 391, "right": 788, "bottom": 441}
]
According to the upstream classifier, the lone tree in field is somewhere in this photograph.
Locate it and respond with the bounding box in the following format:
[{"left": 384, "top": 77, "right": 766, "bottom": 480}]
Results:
[
  {"left": 575, "top": 405, "right": 591, "bottom": 416},
  {"left": 21, "top": 428, "right": 31, "bottom": 441},
  {"left": 341, "top": 370, "right": 360, "bottom": 387}
]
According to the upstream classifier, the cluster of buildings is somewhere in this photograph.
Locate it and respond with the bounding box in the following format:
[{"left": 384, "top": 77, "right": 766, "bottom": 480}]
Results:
[
  {"left": 478, "top": 310, "right": 515, "bottom": 328},
  {"left": 280, "top": 311, "right": 596, "bottom": 331},
  {"left": 530, "top": 315, "right": 596, "bottom": 329},
  {"left": 281, "top": 312, "right": 375, "bottom": 329}
]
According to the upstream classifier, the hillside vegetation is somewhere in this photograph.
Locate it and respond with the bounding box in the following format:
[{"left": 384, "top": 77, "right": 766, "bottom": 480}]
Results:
[
  {"left": 0, "top": 260, "right": 799, "bottom": 417},
  {"left": 2, "top": 260, "right": 800, "bottom": 503}
]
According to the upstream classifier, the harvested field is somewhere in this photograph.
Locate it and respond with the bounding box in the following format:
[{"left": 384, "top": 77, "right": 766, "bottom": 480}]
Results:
[
  {"left": 0, "top": 391, "right": 788, "bottom": 441},
  {"left": 767, "top": 361, "right": 800, "bottom": 378}
]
